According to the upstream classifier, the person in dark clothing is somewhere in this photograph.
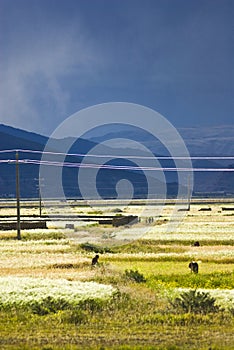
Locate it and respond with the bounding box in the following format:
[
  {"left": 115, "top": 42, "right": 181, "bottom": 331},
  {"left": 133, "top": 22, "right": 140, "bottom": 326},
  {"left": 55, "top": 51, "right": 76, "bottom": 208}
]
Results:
[
  {"left": 189, "top": 261, "right": 199, "bottom": 273},
  {"left": 91, "top": 254, "right": 99, "bottom": 266}
]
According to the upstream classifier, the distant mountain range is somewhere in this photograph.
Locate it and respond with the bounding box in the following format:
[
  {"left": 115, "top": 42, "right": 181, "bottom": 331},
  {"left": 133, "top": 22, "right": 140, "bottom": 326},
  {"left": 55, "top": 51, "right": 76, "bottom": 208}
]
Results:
[
  {"left": 86, "top": 124, "right": 234, "bottom": 156},
  {"left": 85, "top": 124, "right": 234, "bottom": 195},
  {"left": 0, "top": 123, "right": 233, "bottom": 198}
]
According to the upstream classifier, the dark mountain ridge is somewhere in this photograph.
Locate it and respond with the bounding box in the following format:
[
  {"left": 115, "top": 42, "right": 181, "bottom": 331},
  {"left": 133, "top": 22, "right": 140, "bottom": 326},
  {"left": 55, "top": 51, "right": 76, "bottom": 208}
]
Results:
[
  {"left": 0, "top": 124, "right": 167, "bottom": 198},
  {"left": 0, "top": 123, "right": 233, "bottom": 198}
]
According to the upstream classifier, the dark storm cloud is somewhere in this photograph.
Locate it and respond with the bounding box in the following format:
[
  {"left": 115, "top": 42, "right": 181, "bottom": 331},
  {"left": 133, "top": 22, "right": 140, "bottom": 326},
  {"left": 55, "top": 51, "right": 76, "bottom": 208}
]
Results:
[{"left": 0, "top": 0, "right": 233, "bottom": 134}]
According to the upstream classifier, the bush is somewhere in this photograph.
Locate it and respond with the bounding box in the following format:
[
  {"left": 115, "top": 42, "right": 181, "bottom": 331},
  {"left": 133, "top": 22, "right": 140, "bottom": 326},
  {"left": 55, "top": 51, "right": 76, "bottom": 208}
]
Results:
[
  {"left": 229, "top": 307, "right": 234, "bottom": 316},
  {"left": 170, "top": 289, "right": 221, "bottom": 314},
  {"left": 30, "top": 296, "right": 70, "bottom": 315},
  {"left": 124, "top": 269, "right": 146, "bottom": 283},
  {"left": 30, "top": 296, "right": 109, "bottom": 316},
  {"left": 61, "top": 309, "right": 87, "bottom": 325},
  {"left": 80, "top": 242, "right": 113, "bottom": 253},
  {"left": 78, "top": 298, "right": 105, "bottom": 313},
  {"left": 111, "top": 208, "right": 123, "bottom": 213},
  {"left": 23, "top": 231, "right": 66, "bottom": 240},
  {"left": 87, "top": 210, "right": 103, "bottom": 215}
]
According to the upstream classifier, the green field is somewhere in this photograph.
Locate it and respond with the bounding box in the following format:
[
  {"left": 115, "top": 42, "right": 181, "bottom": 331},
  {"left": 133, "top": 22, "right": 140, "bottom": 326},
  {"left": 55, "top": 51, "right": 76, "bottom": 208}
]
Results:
[{"left": 0, "top": 202, "right": 233, "bottom": 349}]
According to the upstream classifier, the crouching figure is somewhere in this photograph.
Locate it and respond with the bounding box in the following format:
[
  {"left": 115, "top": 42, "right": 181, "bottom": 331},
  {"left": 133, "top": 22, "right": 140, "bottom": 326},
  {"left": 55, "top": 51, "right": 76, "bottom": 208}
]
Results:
[
  {"left": 91, "top": 254, "right": 99, "bottom": 266},
  {"left": 189, "top": 261, "right": 199, "bottom": 273}
]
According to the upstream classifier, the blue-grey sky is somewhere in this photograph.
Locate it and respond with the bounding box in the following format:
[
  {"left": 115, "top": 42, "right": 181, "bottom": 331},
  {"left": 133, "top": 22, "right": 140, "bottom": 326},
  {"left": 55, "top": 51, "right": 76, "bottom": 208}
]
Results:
[{"left": 0, "top": 0, "right": 233, "bottom": 135}]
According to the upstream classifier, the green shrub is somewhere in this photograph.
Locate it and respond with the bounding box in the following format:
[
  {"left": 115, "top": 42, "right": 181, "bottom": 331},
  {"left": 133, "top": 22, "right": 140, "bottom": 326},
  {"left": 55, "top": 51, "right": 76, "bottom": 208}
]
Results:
[
  {"left": 23, "top": 231, "right": 66, "bottom": 240},
  {"left": 111, "top": 208, "right": 123, "bottom": 213},
  {"left": 78, "top": 298, "right": 105, "bottom": 313},
  {"left": 28, "top": 296, "right": 108, "bottom": 316},
  {"left": 229, "top": 307, "right": 234, "bottom": 316},
  {"left": 170, "top": 289, "right": 221, "bottom": 314},
  {"left": 124, "top": 269, "right": 146, "bottom": 283},
  {"left": 87, "top": 210, "right": 103, "bottom": 215},
  {"left": 61, "top": 309, "right": 87, "bottom": 325},
  {"left": 30, "top": 296, "right": 70, "bottom": 315},
  {"left": 80, "top": 242, "right": 113, "bottom": 253}
]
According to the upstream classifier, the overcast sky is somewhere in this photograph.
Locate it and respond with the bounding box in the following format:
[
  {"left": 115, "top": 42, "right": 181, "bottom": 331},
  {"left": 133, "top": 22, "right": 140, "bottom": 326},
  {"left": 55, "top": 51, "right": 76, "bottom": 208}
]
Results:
[{"left": 0, "top": 0, "right": 233, "bottom": 136}]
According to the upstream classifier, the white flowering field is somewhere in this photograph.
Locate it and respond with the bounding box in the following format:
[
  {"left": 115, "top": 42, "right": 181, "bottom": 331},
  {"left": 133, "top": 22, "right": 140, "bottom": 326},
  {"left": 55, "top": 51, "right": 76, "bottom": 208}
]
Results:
[{"left": 0, "top": 276, "right": 116, "bottom": 311}]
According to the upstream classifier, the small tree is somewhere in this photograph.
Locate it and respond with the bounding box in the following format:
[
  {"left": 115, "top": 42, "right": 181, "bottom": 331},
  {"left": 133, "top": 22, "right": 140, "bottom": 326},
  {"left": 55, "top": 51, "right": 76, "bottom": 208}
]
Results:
[
  {"left": 124, "top": 269, "right": 146, "bottom": 283},
  {"left": 170, "top": 289, "right": 221, "bottom": 314}
]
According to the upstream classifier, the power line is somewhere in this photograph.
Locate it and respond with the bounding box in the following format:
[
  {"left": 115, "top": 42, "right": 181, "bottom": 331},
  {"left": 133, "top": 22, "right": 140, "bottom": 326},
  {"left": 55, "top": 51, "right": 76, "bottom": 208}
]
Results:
[
  {"left": 0, "top": 148, "right": 234, "bottom": 160},
  {"left": 0, "top": 158, "right": 234, "bottom": 172},
  {"left": 0, "top": 149, "right": 233, "bottom": 172}
]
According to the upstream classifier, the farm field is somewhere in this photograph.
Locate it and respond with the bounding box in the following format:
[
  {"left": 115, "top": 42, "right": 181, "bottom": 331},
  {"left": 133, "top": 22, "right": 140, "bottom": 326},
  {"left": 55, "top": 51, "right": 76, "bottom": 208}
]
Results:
[{"left": 0, "top": 200, "right": 233, "bottom": 349}]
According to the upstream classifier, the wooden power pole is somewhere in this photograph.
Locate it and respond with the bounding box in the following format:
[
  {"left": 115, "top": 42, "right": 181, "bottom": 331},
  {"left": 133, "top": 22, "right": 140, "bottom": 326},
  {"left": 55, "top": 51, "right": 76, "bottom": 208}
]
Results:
[{"left": 16, "top": 151, "right": 21, "bottom": 240}]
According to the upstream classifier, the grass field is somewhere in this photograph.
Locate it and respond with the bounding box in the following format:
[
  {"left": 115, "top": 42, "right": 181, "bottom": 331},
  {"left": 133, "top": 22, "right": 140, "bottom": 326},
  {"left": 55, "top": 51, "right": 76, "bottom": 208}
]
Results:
[{"left": 0, "top": 201, "right": 233, "bottom": 349}]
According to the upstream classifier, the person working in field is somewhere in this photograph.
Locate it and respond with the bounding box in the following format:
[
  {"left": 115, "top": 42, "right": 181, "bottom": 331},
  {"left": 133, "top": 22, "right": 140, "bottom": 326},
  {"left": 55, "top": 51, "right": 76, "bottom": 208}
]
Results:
[{"left": 91, "top": 254, "right": 99, "bottom": 266}]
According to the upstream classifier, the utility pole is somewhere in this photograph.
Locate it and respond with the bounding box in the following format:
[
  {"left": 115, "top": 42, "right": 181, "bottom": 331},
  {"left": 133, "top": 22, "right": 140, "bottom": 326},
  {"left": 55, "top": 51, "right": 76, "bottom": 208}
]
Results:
[
  {"left": 16, "top": 151, "right": 21, "bottom": 240},
  {"left": 39, "top": 192, "right": 42, "bottom": 217},
  {"left": 39, "top": 177, "right": 44, "bottom": 217},
  {"left": 187, "top": 174, "right": 191, "bottom": 211},
  {"left": 35, "top": 177, "right": 44, "bottom": 217}
]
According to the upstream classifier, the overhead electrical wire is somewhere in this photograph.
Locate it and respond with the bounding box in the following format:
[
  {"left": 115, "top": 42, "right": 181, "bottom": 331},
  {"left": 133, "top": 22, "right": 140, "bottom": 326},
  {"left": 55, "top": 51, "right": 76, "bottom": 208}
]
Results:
[
  {"left": 0, "top": 158, "right": 234, "bottom": 172},
  {"left": 0, "top": 149, "right": 233, "bottom": 172},
  {"left": 0, "top": 148, "right": 234, "bottom": 160}
]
